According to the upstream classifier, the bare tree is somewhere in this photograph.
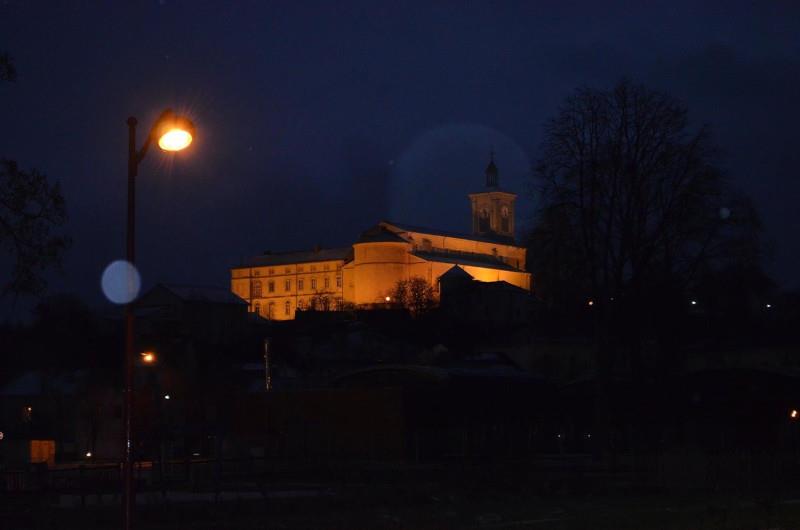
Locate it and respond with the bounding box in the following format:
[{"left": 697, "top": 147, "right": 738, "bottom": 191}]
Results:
[
  {"left": 1, "top": 53, "right": 70, "bottom": 298},
  {"left": 0, "top": 53, "right": 16, "bottom": 82},
  {"left": 530, "top": 79, "right": 761, "bottom": 368},
  {"left": 391, "top": 277, "right": 436, "bottom": 317}
]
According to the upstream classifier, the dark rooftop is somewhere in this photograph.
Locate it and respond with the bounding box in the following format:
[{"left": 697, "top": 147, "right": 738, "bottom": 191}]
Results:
[
  {"left": 381, "top": 221, "right": 518, "bottom": 246},
  {"left": 355, "top": 224, "right": 409, "bottom": 244},
  {"left": 413, "top": 250, "right": 522, "bottom": 272},
  {"left": 236, "top": 247, "right": 353, "bottom": 268}
]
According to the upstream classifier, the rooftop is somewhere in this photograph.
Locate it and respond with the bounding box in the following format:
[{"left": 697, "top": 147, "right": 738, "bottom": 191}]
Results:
[
  {"left": 236, "top": 246, "right": 353, "bottom": 268},
  {"left": 381, "top": 221, "right": 518, "bottom": 246},
  {"left": 413, "top": 249, "right": 522, "bottom": 272}
]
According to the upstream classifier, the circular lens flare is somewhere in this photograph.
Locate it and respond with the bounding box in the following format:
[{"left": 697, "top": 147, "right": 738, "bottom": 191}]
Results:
[
  {"left": 101, "top": 260, "right": 141, "bottom": 304},
  {"left": 158, "top": 129, "right": 193, "bottom": 151}
]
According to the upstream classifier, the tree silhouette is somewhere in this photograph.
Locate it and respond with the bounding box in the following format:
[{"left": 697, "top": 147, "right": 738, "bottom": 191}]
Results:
[
  {"left": 0, "top": 52, "right": 16, "bottom": 81},
  {"left": 391, "top": 277, "right": 436, "bottom": 318},
  {"left": 528, "top": 79, "right": 762, "bottom": 370},
  {"left": 1, "top": 52, "right": 70, "bottom": 298}
]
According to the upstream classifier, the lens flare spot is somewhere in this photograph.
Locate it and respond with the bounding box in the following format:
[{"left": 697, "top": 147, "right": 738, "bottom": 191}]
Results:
[{"left": 101, "top": 260, "right": 141, "bottom": 304}]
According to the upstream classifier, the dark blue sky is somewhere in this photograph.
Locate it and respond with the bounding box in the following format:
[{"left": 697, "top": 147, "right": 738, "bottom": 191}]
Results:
[{"left": 2, "top": 1, "right": 799, "bottom": 314}]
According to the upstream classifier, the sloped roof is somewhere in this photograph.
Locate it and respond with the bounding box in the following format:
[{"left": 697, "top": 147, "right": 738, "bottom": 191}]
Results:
[
  {"left": 160, "top": 284, "right": 248, "bottom": 305},
  {"left": 381, "top": 221, "right": 517, "bottom": 246},
  {"left": 413, "top": 250, "right": 521, "bottom": 272},
  {"left": 235, "top": 246, "right": 353, "bottom": 268},
  {"left": 355, "top": 224, "right": 409, "bottom": 244},
  {"left": 438, "top": 265, "right": 474, "bottom": 282}
]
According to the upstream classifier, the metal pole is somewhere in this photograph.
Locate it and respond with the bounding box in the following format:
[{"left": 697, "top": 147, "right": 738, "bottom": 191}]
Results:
[
  {"left": 264, "top": 338, "right": 271, "bottom": 391},
  {"left": 123, "top": 116, "right": 138, "bottom": 530}
]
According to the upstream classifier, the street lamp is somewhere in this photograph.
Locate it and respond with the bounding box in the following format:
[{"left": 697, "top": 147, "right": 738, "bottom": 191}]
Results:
[{"left": 123, "top": 109, "right": 194, "bottom": 530}]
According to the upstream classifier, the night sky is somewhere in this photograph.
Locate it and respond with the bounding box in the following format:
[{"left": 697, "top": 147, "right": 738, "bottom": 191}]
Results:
[{"left": 2, "top": 1, "right": 799, "bottom": 315}]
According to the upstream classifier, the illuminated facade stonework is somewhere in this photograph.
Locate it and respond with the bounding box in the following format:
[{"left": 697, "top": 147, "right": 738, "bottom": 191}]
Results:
[{"left": 231, "top": 157, "right": 531, "bottom": 320}]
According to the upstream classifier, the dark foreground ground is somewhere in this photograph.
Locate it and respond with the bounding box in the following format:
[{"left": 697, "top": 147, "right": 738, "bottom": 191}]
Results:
[
  {"left": 5, "top": 488, "right": 800, "bottom": 529},
  {"left": 4, "top": 461, "right": 800, "bottom": 530}
]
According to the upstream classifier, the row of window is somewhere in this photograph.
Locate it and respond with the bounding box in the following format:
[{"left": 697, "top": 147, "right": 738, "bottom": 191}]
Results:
[
  {"left": 251, "top": 276, "right": 341, "bottom": 297},
  {"left": 252, "top": 263, "right": 342, "bottom": 276},
  {"left": 253, "top": 297, "right": 345, "bottom": 318}
]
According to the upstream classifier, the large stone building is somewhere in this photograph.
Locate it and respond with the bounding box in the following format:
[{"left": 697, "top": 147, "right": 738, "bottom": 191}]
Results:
[{"left": 230, "top": 156, "right": 531, "bottom": 320}]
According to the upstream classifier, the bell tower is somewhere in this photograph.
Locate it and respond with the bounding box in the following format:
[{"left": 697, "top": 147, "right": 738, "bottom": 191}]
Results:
[{"left": 468, "top": 152, "right": 517, "bottom": 240}]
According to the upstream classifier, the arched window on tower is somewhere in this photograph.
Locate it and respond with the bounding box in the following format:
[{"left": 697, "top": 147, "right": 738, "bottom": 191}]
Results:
[{"left": 479, "top": 208, "right": 490, "bottom": 232}]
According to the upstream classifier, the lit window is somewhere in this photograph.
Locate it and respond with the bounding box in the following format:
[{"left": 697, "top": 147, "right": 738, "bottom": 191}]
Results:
[
  {"left": 324, "top": 277, "right": 330, "bottom": 289},
  {"left": 298, "top": 279, "right": 304, "bottom": 291},
  {"left": 284, "top": 300, "right": 291, "bottom": 315},
  {"left": 268, "top": 280, "right": 275, "bottom": 293},
  {"left": 252, "top": 280, "right": 262, "bottom": 298},
  {"left": 311, "top": 278, "right": 317, "bottom": 290},
  {"left": 285, "top": 279, "right": 291, "bottom": 291}
]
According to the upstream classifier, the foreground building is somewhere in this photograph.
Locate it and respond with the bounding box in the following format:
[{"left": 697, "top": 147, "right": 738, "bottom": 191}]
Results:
[{"left": 231, "top": 156, "right": 531, "bottom": 320}]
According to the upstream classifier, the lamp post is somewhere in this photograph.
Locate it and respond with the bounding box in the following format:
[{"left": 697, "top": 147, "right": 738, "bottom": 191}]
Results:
[{"left": 123, "top": 109, "right": 194, "bottom": 530}]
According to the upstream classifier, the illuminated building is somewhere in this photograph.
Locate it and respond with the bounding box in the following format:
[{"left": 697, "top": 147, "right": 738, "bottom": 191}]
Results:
[{"left": 231, "top": 155, "right": 531, "bottom": 320}]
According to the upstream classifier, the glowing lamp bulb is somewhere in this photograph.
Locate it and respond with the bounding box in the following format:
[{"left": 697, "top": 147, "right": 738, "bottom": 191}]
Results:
[
  {"left": 587, "top": 300, "right": 594, "bottom": 306},
  {"left": 85, "top": 451, "right": 92, "bottom": 458},
  {"left": 158, "top": 129, "right": 193, "bottom": 151},
  {"left": 385, "top": 296, "right": 391, "bottom": 302},
  {"left": 141, "top": 352, "right": 155, "bottom": 363},
  {"left": 164, "top": 394, "right": 170, "bottom": 400},
  {"left": 791, "top": 409, "right": 798, "bottom": 419}
]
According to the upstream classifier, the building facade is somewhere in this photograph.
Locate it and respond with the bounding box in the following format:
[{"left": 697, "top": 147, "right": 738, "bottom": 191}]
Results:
[{"left": 231, "top": 156, "right": 531, "bottom": 320}]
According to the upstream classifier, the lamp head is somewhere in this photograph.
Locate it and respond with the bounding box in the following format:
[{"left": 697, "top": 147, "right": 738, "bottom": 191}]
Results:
[{"left": 155, "top": 110, "right": 195, "bottom": 152}]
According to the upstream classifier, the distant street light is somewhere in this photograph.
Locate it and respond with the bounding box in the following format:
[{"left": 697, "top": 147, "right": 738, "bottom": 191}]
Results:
[
  {"left": 140, "top": 351, "right": 156, "bottom": 364},
  {"left": 122, "top": 109, "right": 194, "bottom": 530}
]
